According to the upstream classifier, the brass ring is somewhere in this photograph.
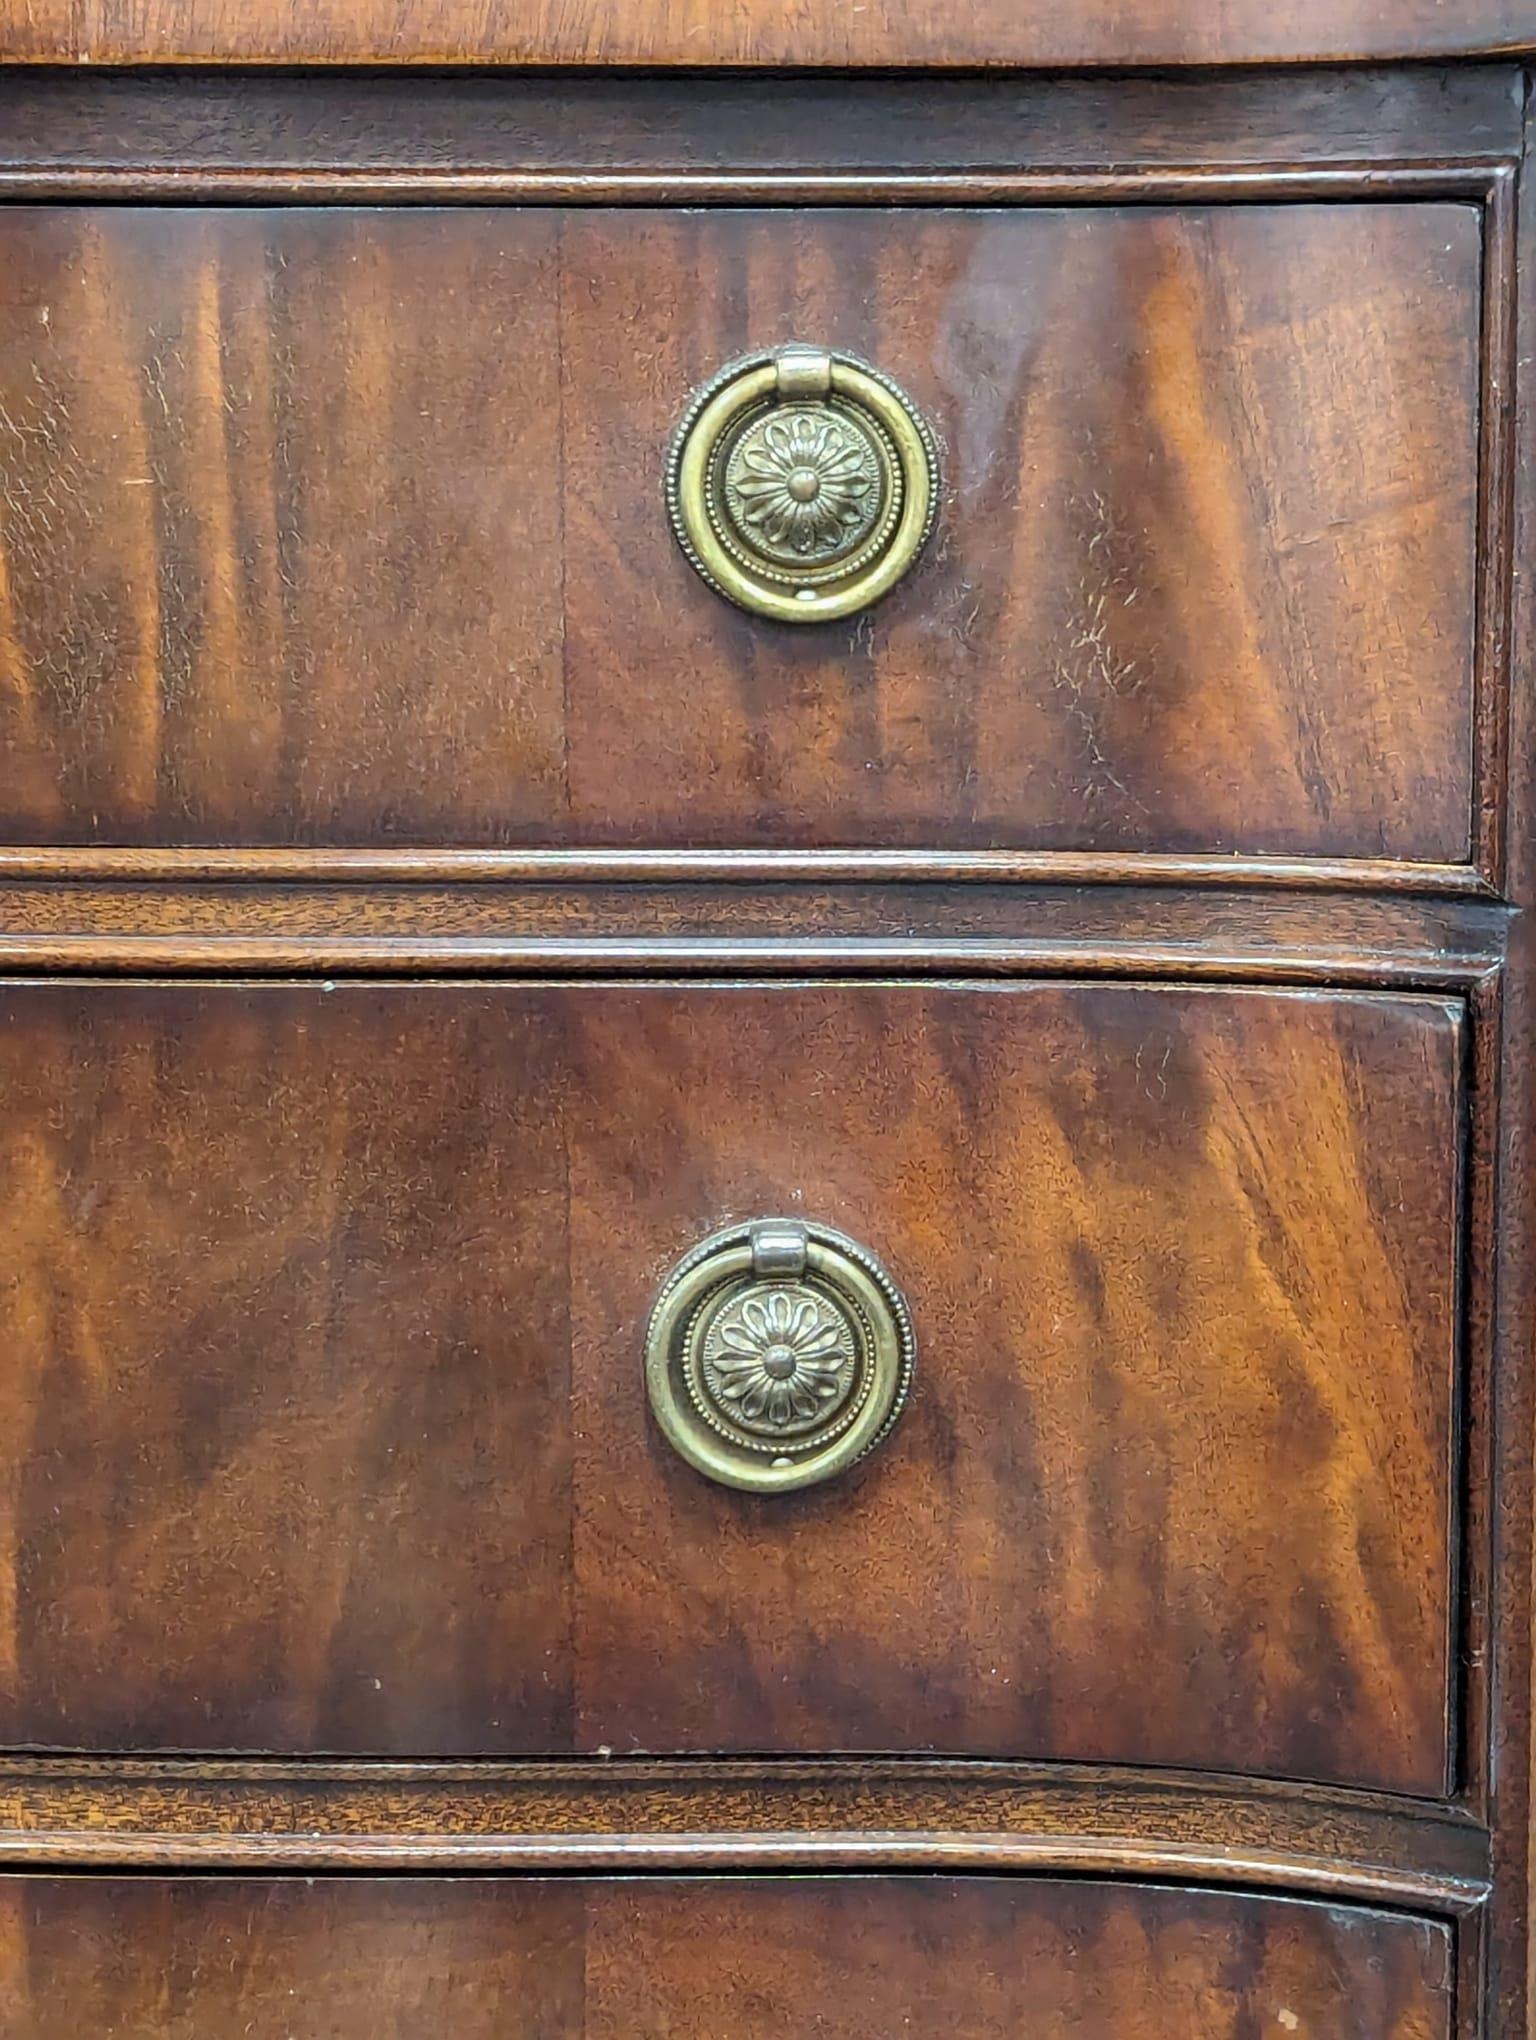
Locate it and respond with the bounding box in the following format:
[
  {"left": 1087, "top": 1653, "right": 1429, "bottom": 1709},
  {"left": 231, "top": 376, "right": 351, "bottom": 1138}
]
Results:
[
  {"left": 645, "top": 1219, "right": 915, "bottom": 1493},
  {"left": 665, "top": 347, "right": 939, "bottom": 624}
]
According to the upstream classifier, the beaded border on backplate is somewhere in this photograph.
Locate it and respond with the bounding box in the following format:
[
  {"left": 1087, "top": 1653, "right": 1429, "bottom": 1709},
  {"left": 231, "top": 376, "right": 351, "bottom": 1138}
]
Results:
[
  {"left": 664, "top": 347, "right": 941, "bottom": 611},
  {"left": 646, "top": 1219, "right": 918, "bottom": 1470}
]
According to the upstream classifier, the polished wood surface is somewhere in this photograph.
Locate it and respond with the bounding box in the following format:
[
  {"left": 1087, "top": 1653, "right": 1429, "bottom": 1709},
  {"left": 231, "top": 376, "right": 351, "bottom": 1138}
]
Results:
[
  {"left": 566, "top": 205, "right": 1477, "bottom": 862},
  {"left": 0, "top": 202, "right": 1479, "bottom": 862},
  {"left": 0, "top": 1875, "right": 583, "bottom": 2037},
  {"left": 0, "top": 0, "right": 1530, "bottom": 67},
  {"left": 0, "top": 1876, "right": 1455, "bottom": 2038},
  {"left": 0, "top": 207, "right": 563, "bottom": 850},
  {"left": 0, "top": 878, "right": 1507, "bottom": 981},
  {"left": 586, "top": 1880, "right": 1454, "bottom": 2039},
  {"left": 0, "top": 50, "right": 1529, "bottom": 2038},
  {"left": 0, "top": 68, "right": 1518, "bottom": 185},
  {"left": 0, "top": 981, "right": 1460, "bottom": 1793},
  {"left": 0, "top": 985, "right": 574, "bottom": 1756},
  {"left": 0, "top": 1757, "right": 1491, "bottom": 1905},
  {"left": 569, "top": 983, "right": 1460, "bottom": 1793}
]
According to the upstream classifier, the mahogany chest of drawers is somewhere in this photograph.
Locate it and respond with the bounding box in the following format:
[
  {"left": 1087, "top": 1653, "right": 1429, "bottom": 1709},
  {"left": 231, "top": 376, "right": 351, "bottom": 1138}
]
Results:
[{"left": 1, "top": 6, "right": 1535, "bottom": 2034}]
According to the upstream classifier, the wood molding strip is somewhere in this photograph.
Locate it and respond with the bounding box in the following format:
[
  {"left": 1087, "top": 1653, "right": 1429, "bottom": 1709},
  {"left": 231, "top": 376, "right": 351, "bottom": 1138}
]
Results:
[
  {"left": 0, "top": 1829, "right": 1485, "bottom": 1910},
  {"left": 0, "top": 850, "right": 1497, "bottom": 896},
  {"left": 0, "top": 938, "right": 1502, "bottom": 986},
  {"left": 0, "top": 1761, "right": 1490, "bottom": 1911},
  {"left": 1474, "top": 164, "right": 1521, "bottom": 889},
  {"left": 0, "top": 68, "right": 1519, "bottom": 174},
  {"left": 0, "top": 87, "right": 1509, "bottom": 894},
  {"left": 0, "top": 162, "right": 1512, "bottom": 207},
  {"left": 0, "top": 887, "right": 1503, "bottom": 984},
  {"left": 1451, "top": 971, "right": 1505, "bottom": 1819}
]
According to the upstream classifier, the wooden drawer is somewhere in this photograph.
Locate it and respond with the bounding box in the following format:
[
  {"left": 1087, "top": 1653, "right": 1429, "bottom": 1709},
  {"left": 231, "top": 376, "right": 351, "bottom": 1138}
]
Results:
[
  {"left": 0, "top": 978, "right": 1461, "bottom": 1794},
  {"left": 0, "top": 1875, "right": 1454, "bottom": 2037},
  {"left": 0, "top": 197, "right": 1480, "bottom": 864},
  {"left": 0, "top": 50, "right": 1526, "bottom": 2040}
]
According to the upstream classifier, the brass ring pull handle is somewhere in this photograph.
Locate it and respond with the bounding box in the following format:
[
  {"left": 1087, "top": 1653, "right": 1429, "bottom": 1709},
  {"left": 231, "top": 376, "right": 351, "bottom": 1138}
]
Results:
[
  {"left": 645, "top": 1219, "right": 915, "bottom": 1493},
  {"left": 665, "top": 346, "right": 940, "bottom": 623}
]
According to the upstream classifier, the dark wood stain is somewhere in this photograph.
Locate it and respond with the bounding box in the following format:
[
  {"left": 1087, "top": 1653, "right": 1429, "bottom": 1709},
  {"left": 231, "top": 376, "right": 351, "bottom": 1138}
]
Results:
[
  {"left": 0, "top": 69, "right": 1519, "bottom": 181},
  {"left": 0, "top": 204, "right": 1480, "bottom": 861},
  {"left": 0, "top": 1757, "right": 1492, "bottom": 1898},
  {"left": 0, "top": 1876, "right": 1454, "bottom": 2038},
  {"left": 567, "top": 982, "right": 1461, "bottom": 1793},
  {"left": 0, "top": 49, "right": 1526, "bottom": 2040},
  {"left": 0, "top": 207, "right": 564, "bottom": 850},
  {"left": 0, "top": 0, "right": 1530, "bottom": 66},
  {"left": 0, "top": 980, "right": 1461, "bottom": 1795},
  {"left": 0, "top": 987, "right": 575, "bottom": 1754},
  {"left": 0, "top": 1875, "right": 587, "bottom": 2036}
]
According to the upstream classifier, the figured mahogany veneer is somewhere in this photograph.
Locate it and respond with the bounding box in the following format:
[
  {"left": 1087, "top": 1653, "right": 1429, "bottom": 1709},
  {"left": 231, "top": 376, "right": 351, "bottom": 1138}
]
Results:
[
  {"left": 0, "top": 201, "right": 1481, "bottom": 862},
  {"left": 0, "top": 50, "right": 1532, "bottom": 2040},
  {"left": 0, "top": 979, "right": 1462, "bottom": 1795},
  {"left": 0, "top": 1876, "right": 1455, "bottom": 2038}
]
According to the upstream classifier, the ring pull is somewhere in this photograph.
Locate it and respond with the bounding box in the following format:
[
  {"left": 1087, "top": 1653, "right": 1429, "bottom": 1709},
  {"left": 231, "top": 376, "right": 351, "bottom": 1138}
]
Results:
[
  {"left": 665, "top": 346, "right": 940, "bottom": 624},
  {"left": 645, "top": 1218, "right": 915, "bottom": 1493}
]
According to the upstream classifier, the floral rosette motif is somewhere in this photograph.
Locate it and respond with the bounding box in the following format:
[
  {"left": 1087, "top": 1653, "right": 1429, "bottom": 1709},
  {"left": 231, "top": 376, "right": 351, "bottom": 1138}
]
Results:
[
  {"left": 723, "top": 407, "right": 883, "bottom": 565},
  {"left": 702, "top": 1286, "right": 857, "bottom": 1436}
]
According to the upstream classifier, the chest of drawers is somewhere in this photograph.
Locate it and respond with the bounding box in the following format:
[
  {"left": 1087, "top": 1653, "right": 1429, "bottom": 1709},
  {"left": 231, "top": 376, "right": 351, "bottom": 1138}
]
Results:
[{"left": 0, "top": 10, "right": 1534, "bottom": 2034}]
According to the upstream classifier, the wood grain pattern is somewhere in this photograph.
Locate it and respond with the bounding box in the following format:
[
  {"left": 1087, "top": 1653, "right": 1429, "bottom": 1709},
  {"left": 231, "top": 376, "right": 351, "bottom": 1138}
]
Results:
[
  {"left": 0, "top": 1875, "right": 586, "bottom": 2037},
  {"left": 1472, "top": 80, "right": 1536, "bottom": 2037},
  {"left": 0, "top": 207, "right": 563, "bottom": 850},
  {"left": 563, "top": 204, "right": 1479, "bottom": 861},
  {"left": 0, "top": 203, "right": 1480, "bottom": 861},
  {"left": 0, "top": 47, "right": 1520, "bottom": 2035},
  {"left": 0, "top": 981, "right": 1461, "bottom": 1795},
  {"left": 567, "top": 983, "right": 1462, "bottom": 1792},
  {"left": 0, "top": 0, "right": 1530, "bottom": 67},
  {"left": 0, "top": 1757, "right": 1490, "bottom": 1909},
  {"left": 0, "top": 69, "right": 1521, "bottom": 182},
  {"left": 582, "top": 1881, "right": 1454, "bottom": 2040},
  {"left": 0, "top": 849, "right": 1503, "bottom": 894},
  {"left": 0, "top": 881, "right": 1507, "bottom": 988},
  {"left": 0, "top": 987, "right": 574, "bottom": 1754},
  {"left": 0, "top": 1875, "right": 1455, "bottom": 2038}
]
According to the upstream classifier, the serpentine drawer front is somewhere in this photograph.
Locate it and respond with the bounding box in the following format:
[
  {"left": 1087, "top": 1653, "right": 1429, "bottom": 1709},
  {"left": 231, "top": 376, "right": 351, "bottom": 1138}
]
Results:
[
  {"left": 0, "top": 195, "right": 1481, "bottom": 863},
  {"left": 0, "top": 1877, "right": 1454, "bottom": 2037},
  {"left": 0, "top": 979, "right": 1460, "bottom": 1794},
  {"left": 0, "top": 43, "right": 1531, "bottom": 2040}
]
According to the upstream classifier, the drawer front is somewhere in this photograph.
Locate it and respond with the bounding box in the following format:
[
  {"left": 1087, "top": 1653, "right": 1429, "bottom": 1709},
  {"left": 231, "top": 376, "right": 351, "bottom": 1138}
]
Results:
[
  {"left": 0, "top": 980, "right": 1460, "bottom": 1791},
  {"left": 0, "top": 201, "right": 1479, "bottom": 861},
  {"left": 0, "top": 1875, "right": 1454, "bottom": 2038}
]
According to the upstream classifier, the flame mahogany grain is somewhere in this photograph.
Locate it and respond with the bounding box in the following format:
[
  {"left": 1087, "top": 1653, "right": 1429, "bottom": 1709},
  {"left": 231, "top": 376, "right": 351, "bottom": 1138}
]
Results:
[
  {"left": 0, "top": 202, "right": 1481, "bottom": 862},
  {"left": 0, "top": 980, "right": 1462, "bottom": 1796},
  {"left": 0, "top": 1877, "right": 1454, "bottom": 2039},
  {"left": 0, "top": 50, "right": 1530, "bottom": 2040}
]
